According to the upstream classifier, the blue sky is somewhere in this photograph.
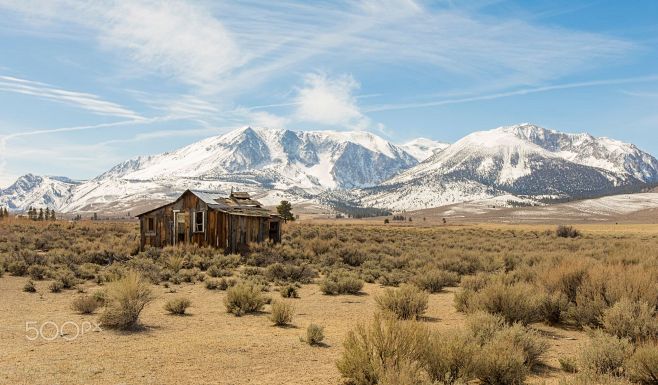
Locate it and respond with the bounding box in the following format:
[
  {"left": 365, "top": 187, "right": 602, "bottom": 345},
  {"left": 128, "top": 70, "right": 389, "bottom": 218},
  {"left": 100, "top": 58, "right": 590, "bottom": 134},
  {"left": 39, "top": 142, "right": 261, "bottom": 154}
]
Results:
[{"left": 0, "top": 0, "right": 657, "bottom": 187}]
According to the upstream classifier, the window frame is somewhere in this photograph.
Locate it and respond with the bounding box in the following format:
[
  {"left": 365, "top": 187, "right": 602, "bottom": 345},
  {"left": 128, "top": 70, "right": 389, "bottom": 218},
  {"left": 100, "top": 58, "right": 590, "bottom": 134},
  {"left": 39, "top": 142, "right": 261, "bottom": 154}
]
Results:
[
  {"left": 146, "top": 217, "right": 155, "bottom": 233},
  {"left": 193, "top": 211, "right": 205, "bottom": 233}
]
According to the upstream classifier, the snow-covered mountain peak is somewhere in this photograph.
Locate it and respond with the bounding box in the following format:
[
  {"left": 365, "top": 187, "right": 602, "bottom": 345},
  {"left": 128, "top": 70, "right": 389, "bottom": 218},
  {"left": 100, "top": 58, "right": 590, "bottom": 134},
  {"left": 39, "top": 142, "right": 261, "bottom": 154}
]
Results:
[
  {"left": 401, "top": 138, "right": 450, "bottom": 161},
  {"left": 3, "top": 124, "right": 657, "bottom": 214}
]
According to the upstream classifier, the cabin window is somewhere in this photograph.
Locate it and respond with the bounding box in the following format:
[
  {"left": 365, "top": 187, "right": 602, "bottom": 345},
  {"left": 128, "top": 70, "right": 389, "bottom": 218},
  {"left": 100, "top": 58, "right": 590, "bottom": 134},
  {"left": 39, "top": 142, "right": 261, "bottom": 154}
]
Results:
[
  {"left": 194, "top": 211, "right": 205, "bottom": 233},
  {"left": 146, "top": 217, "right": 155, "bottom": 232}
]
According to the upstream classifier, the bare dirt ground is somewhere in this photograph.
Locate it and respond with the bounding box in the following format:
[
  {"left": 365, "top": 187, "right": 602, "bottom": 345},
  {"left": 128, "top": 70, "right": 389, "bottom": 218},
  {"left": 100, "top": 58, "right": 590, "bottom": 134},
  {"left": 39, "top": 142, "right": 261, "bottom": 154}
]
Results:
[{"left": 0, "top": 276, "right": 586, "bottom": 385}]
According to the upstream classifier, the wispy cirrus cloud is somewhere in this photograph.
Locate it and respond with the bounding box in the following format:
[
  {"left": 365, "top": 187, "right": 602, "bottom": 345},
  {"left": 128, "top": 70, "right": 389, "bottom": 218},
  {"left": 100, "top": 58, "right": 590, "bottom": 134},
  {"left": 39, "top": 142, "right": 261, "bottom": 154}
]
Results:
[
  {"left": 0, "top": 0, "right": 636, "bottom": 94},
  {"left": 364, "top": 75, "right": 658, "bottom": 112},
  {"left": 0, "top": 75, "right": 142, "bottom": 119}
]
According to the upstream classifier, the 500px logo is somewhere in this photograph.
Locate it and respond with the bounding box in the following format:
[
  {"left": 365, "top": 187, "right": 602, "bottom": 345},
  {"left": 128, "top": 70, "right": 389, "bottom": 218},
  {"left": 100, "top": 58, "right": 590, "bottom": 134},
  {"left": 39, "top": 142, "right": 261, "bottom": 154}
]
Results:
[{"left": 25, "top": 321, "right": 102, "bottom": 341}]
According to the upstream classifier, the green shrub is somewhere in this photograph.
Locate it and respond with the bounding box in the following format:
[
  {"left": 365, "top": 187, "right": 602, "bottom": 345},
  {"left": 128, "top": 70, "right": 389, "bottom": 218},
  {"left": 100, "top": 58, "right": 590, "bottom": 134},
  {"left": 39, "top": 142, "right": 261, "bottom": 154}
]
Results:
[
  {"left": 27, "top": 264, "right": 49, "bottom": 280},
  {"left": 23, "top": 280, "right": 37, "bottom": 293},
  {"left": 71, "top": 295, "right": 101, "bottom": 314},
  {"left": 164, "top": 297, "right": 191, "bottom": 315},
  {"left": 625, "top": 344, "right": 658, "bottom": 385},
  {"left": 412, "top": 269, "right": 460, "bottom": 293},
  {"left": 49, "top": 280, "right": 64, "bottom": 293},
  {"left": 280, "top": 284, "right": 299, "bottom": 298},
  {"left": 375, "top": 284, "right": 428, "bottom": 320},
  {"left": 580, "top": 330, "right": 632, "bottom": 375},
  {"left": 601, "top": 298, "right": 658, "bottom": 343},
  {"left": 269, "top": 301, "right": 294, "bottom": 326},
  {"left": 320, "top": 272, "right": 364, "bottom": 295},
  {"left": 224, "top": 283, "right": 266, "bottom": 316},
  {"left": 304, "top": 324, "right": 325, "bottom": 346},
  {"left": 99, "top": 271, "right": 153, "bottom": 330}
]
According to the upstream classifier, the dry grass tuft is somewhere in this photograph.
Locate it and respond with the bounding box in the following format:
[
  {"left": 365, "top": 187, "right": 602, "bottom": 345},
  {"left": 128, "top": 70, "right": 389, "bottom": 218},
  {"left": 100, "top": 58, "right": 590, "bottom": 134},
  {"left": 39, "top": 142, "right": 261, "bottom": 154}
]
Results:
[
  {"left": 269, "top": 301, "right": 294, "bottom": 326},
  {"left": 99, "top": 271, "right": 153, "bottom": 330}
]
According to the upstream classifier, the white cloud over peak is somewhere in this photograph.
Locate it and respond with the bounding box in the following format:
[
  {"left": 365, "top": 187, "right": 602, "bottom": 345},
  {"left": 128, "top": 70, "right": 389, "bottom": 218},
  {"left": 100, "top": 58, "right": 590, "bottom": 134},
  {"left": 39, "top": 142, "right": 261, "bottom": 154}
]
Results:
[{"left": 294, "top": 72, "right": 370, "bottom": 130}]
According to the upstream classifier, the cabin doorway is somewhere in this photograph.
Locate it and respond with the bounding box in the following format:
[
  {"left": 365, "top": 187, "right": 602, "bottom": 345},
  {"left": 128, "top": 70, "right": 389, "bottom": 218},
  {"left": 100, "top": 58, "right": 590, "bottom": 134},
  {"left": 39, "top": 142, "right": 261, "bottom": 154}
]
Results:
[
  {"left": 269, "top": 220, "right": 280, "bottom": 243},
  {"left": 174, "top": 212, "right": 188, "bottom": 244}
]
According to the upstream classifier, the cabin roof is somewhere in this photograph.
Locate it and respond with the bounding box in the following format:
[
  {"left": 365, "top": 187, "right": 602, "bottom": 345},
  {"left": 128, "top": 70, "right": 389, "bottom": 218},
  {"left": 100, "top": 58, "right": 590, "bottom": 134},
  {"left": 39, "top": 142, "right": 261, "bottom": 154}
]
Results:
[{"left": 136, "top": 189, "right": 275, "bottom": 218}]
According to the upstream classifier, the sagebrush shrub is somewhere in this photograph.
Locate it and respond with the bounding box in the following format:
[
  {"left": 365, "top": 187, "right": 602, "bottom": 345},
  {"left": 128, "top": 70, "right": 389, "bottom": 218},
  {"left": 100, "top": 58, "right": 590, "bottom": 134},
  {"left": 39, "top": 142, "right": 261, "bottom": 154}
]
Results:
[
  {"left": 462, "top": 280, "right": 544, "bottom": 325},
  {"left": 71, "top": 295, "right": 101, "bottom": 314},
  {"left": 557, "top": 373, "right": 633, "bottom": 385},
  {"left": 265, "top": 263, "right": 316, "bottom": 283},
  {"left": 375, "top": 284, "right": 428, "bottom": 320},
  {"left": 539, "top": 291, "right": 569, "bottom": 325},
  {"left": 224, "top": 283, "right": 265, "bottom": 316},
  {"left": 580, "top": 330, "right": 632, "bottom": 375},
  {"left": 320, "top": 272, "right": 364, "bottom": 295},
  {"left": 559, "top": 356, "right": 578, "bottom": 373},
  {"left": 99, "top": 271, "right": 153, "bottom": 330},
  {"left": 8, "top": 261, "right": 28, "bottom": 276},
  {"left": 280, "top": 284, "right": 299, "bottom": 298},
  {"left": 164, "top": 297, "right": 191, "bottom": 315},
  {"left": 413, "top": 269, "right": 459, "bottom": 293},
  {"left": 556, "top": 225, "right": 580, "bottom": 238},
  {"left": 207, "top": 265, "right": 231, "bottom": 278},
  {"left": 493, "top": 324, "right": 548, "bottom": 369},
  {"left": 92, "top": 290, "right": 107, "bottom": 305},
  {"left": 473, "top": 336, "right": 528, "bottom": 385},
  {"left": 601, "top": 298, "right": 658, "bottom": 343},
  {"left": 625, "top": 343, "right": 658, "bottom": 385},
  {"left": 23, "top": 280, "right": 37, "bottom": 293},
  {"left": 466, "top": 311, "right": 507, "bottom": 346},
  {"left": 423, "top": 330, "right": 476, "bottom": 384},
  {"left": 305, "top": 324, "right": 325, "bottom": 346},
  {"left": 49, "top": 280, "right": 63, "bottom": 293},
  {"left": 337, "top": 314, "right": 429, "bottom": 385},
  {"left": 269, "top": 301, "right": 294, "bottom": 326},
  {"left": 27, "top": 264, "right": 49, "bottom": 280}
]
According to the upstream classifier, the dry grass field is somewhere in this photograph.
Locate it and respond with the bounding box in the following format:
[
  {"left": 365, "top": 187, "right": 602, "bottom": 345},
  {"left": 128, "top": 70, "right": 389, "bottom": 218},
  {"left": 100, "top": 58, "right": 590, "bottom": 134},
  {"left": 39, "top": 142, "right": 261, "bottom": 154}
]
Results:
[{"left": 1, "top": 218, "right": 657, "bottom": 385}]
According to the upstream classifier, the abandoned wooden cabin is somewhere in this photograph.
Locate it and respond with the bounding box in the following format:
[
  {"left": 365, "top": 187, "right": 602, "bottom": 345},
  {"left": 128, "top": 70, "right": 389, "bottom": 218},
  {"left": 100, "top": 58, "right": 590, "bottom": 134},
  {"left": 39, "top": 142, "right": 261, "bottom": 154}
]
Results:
[{"left": 136, "top": 190, "right": 281, "bottom": 253}]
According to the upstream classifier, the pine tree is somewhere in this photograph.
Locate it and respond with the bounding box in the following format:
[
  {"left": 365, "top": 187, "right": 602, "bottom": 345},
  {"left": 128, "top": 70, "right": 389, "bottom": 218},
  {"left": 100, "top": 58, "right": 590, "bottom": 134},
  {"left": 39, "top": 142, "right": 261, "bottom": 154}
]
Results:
[
  {"left": 276, "top": 200, "right": 295, "bottom": 223},
  {"left": 92, "top": 212, "right": 98, "bottom": 221},
  {"left": 0, "top": 207, "right": 4, "bottom": 219},
  {"left": 45, "top": 207, "right": 50, "bottom": 220},
  {"left": 38, "top": 208, "right": 44, "bottom": 221},
  {"left": 50, "top": 210, "right": 56, "bottom": 221}
]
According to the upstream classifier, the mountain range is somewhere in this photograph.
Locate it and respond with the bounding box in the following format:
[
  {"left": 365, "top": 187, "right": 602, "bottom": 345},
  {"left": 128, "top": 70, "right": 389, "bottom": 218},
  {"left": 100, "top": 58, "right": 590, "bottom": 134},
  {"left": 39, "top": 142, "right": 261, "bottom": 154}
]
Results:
[{"left": 2, "top": 123, "right": 657, "bottom": 214}]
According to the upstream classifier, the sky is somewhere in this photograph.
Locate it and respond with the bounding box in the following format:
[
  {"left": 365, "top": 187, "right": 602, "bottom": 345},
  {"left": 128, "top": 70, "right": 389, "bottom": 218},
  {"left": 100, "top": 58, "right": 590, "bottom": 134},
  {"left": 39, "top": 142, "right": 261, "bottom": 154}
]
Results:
[{"left": 0, "top": 0, "right": 657, "bottom": 188}]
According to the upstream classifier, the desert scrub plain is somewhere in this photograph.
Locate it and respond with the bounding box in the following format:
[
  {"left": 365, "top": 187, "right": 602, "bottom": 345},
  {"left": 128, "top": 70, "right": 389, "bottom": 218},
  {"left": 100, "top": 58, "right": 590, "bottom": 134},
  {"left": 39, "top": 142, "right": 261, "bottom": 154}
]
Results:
[{"left": 0, "top": 218, "right": 657, "bottom": 384}]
